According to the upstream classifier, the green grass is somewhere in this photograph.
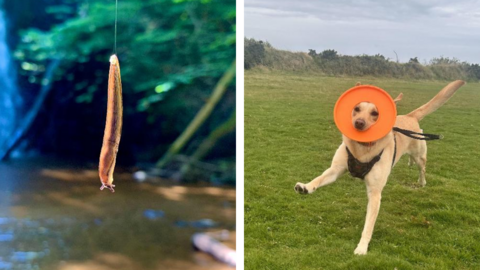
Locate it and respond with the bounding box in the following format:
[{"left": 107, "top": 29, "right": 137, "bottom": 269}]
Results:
[{"left": 244, "top": 71, "right": 480, "bottom": 270}]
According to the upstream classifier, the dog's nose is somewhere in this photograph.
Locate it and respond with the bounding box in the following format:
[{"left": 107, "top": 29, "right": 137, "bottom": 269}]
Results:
[{"left": 355, "top": 119, "right": 366, "bottom": 130}]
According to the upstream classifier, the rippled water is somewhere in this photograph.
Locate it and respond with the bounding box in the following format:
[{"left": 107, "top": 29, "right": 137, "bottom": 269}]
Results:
[{"left": 0, "top": 158, "right": 236, "bottom": 270}]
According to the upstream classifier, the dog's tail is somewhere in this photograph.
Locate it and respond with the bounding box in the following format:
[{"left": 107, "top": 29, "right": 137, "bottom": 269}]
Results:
[{"left": 407, "top": 80, "right": 465, "bottom": 121}]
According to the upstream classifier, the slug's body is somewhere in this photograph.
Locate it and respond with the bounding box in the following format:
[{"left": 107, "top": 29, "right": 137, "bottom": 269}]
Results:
[{"left": 99, "top": 54, "right": 123, "bottom": 192}]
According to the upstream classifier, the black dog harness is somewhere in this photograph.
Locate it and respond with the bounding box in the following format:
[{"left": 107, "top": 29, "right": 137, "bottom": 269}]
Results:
[
  {"left": 346, "top": 128, "right": 439, "bottom": 180},
  {"left": 346, "top": 147, "right": 384, "bottom": 179}
]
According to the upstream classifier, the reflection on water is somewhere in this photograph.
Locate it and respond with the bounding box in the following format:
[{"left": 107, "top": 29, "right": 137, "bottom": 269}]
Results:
[{"left": 0, "top": 158, "right": 235, "bottom": 270}]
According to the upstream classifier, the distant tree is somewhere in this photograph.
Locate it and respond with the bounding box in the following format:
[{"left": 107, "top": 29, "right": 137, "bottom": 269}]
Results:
[
  {"left": 468, "top": 64, "right": 480, "bottom": 80},
  {"left": 374, "top": 54, "right": 386, "bottom": 60},
  {"left": 244, "top": 38, "right": 266, "bottom": 69},
  {"left": 308, "top": 49, "right": 317, "bottom": 57},
  {"left": 430, "top": 57, "right": 460, "bottom": 65},
  {"left": 263, "top": 40, "right": 273, "bottom": 48},
  {"left": 319, "top": 49, "right": 338, "bottom": 60},
  {"left": 409, "top": 57, "right": 420, "bottom": 64}
]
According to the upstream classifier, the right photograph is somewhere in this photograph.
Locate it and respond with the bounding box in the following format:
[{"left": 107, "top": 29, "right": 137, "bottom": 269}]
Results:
[{"left": 244, "top": 0, "right": 480, "bottom": 269}]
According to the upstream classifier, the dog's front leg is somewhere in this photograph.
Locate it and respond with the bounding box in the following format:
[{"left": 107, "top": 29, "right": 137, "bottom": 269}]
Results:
[
  {"left": 354, "top": 174, "right": 388, "bottom": 255},
  {"left": 294, "top": 144, "right": 347, "bottom": 194}
]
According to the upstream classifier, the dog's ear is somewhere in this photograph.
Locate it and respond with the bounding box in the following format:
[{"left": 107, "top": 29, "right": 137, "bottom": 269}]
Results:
[
  {"left": 393, "top": 93, "right": 403, "bottom": 104},
  {"left": 355, "top": 82, "right": 361, "bottom": 86}
]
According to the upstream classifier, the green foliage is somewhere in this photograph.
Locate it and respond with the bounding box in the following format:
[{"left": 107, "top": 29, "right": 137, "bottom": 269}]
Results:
[
  {"left": 17, "top": 0, "right": 235, "bottom": 113},
  {"left": 244, "top": 38, "right": 480, "bottom": 81},
  {"left": 409, "top": 57, "right": 419, "bottom": 64},
  {"left": 13, "top": 0, "right": 236, "bottom": 166},
  {"left": 244, "top": 37, "right": 266, "bottom": 69},
  {"left": 319, "top": 49, "right": 338, "bottom": 60},
  {"left": 245, "top": 71, "right": 480, "bottom": 269},
  {"left": 468, "top": 64, "right": 480, "bottom": 79},
  {"left": 430, "top": 57, "right": 461, "bottom": 65},
  {"left": 244, "top": 38, "right": 315, "bottom": 71}
]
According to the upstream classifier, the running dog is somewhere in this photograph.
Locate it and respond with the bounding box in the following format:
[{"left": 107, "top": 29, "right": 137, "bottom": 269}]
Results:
[{"left": 294, "top": 80, "right": 465, "bottom": 255}]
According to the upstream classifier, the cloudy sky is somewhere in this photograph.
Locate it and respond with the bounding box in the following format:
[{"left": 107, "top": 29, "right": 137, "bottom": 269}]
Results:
[{"left": 245, "top": 0, "right": 480, "bottom": 64}]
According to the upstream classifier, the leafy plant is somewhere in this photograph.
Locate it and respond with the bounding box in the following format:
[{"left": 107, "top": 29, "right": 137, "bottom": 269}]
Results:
[{"left": 11, "top": 0, "right": 236, "bottom": 172}]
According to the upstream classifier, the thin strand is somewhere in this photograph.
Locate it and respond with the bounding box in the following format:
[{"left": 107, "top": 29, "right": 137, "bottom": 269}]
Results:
[{"left": 114, "top": 0, "right": 118, "bottom": 54}]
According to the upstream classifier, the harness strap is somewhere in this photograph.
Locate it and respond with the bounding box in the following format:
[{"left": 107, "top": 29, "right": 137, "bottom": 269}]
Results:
[
  {"left": 346, "top": 147, "right": 384, "bottom": 179},
  {"left": 393, "top": 127, "right": 443, "bottom": 140},
  {"left": 347, "top": 127, "right": 439, "bottom": 179},
  {"left": 392, "top": 133, "right": 397, "bottom": 168}
]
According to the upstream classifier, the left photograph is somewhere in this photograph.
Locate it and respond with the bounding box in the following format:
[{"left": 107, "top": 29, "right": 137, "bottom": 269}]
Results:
[{"left": 0, "top": 0, "right": 236, "bottom": 269}]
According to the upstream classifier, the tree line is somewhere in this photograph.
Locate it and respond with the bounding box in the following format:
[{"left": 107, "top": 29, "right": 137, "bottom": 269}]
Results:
[{"left": 245, "top": 38, "right": 480, "bottom": 81}]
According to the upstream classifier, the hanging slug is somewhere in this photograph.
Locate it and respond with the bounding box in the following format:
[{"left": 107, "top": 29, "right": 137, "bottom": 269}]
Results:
[{"left": 99, "top": 54, "right": 123, "bottom": 192}]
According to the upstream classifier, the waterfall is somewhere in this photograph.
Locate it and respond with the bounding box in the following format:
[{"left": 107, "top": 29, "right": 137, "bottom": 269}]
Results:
[{"left": 0, "top": 5, "right": 20, "bottom": 154}]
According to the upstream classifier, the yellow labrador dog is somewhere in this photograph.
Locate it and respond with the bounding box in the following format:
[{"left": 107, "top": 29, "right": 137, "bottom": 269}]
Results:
[{"left": 294, "top": 80, "right": 465, "bottom": 255}]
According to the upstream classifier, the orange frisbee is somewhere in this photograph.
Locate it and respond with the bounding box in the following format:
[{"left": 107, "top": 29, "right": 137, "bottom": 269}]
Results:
[{"left": 333, "top": 85, "right": 396, "bottom": 142}]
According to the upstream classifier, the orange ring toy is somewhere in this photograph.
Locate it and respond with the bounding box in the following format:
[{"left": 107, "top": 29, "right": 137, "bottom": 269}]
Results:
[{"left": 333, "top": 85, "right": 396, "bottom": 142}]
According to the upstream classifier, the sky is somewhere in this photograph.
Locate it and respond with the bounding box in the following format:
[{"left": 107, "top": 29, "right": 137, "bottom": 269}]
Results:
[{"left": 245, "top": 0, "right": 480, "bottom": 64}]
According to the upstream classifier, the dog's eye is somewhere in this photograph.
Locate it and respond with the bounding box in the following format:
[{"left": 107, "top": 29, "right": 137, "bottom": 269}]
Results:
[
  {"left": 371, "top": 111, "right": 378, "bottom": 117},
  {"left": 354, "top": 107, "right": 360, "bottom": 112}
]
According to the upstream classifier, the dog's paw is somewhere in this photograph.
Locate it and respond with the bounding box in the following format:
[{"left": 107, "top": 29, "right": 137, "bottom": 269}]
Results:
[
  {"left": 354, "top": 245, "right": 368, "bottom": 255},
  {"left": 294, "top": 182, "right": 310, "bottom": 194},
  {"left": 419, "top": 179, "right": 426, "bottom": 187}
]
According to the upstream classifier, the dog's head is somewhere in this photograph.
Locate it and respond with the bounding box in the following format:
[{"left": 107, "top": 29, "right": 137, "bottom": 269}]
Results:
[{"left": 351, "top": 102, "right": 379, "bottom": 131}]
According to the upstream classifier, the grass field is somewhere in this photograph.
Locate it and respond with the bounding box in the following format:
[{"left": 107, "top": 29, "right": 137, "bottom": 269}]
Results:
[{"left": 244, "top": 71, "right": 480, "bottom": 269}]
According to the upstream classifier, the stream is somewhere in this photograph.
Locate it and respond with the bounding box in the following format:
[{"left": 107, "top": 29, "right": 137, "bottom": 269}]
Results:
[{"left": 0, "top": 157, "right": 236, "bottom": 270}]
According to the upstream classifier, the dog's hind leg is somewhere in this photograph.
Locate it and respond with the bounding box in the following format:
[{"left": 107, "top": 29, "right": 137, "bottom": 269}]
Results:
[
  {"left": 408, "top": 155, "right": 415, "bottom": 166},
  {"left": 411, "top": 141, "right": 427, "bottom": 187},
  {"left": 294, "top": 144, "right": 347, "bottom": 194}
]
